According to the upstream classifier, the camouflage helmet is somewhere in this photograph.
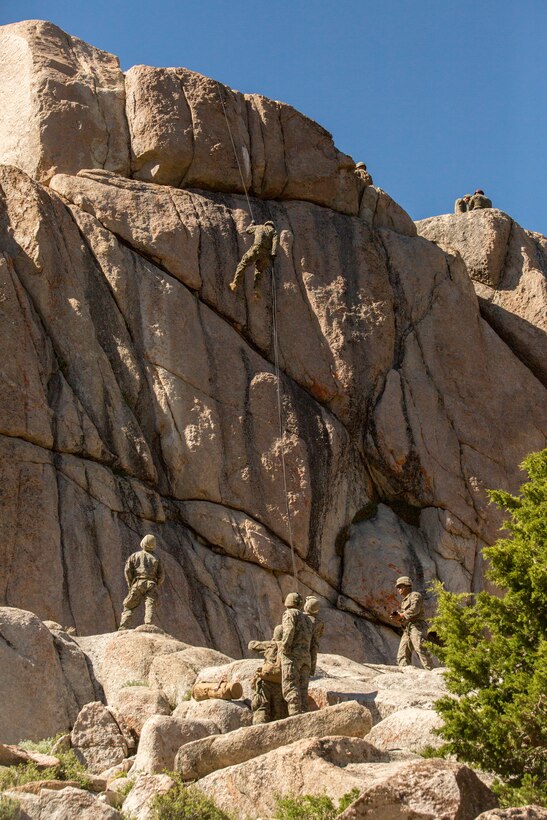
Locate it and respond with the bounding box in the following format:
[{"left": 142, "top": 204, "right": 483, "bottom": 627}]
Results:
[
  {"left": 464, "top": 194, "right": 471, "bottom": 200},
  {"left": 304, "top": 596, "right": 320, "bottom": 614},
  {"left": 284, "top": 592, "right": 303, "bottom": 609},
  {"left": 265, "top": 220, "right": 275, "bottom": 227},
  {"left": 141, "top": 534, "right": 157, "bottom": 551},
  {"left": 273, "top": 624, "right": 283, "bottom": 641},
  {"left": 395, "top": 576, "right": 412, "bottom": 588},
  {"left": 355, "top": 161, "right": 367, "bottom": 170}
]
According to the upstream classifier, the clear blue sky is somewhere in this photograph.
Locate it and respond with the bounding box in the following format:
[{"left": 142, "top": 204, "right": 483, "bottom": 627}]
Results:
[{"left": 2, "top": 0, "right": 546, "bottom": 233}]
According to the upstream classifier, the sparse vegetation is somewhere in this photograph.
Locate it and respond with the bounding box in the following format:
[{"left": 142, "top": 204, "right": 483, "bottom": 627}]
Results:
[
  {"left": 150, "top": 779, "right": 233, "bottom": 820},
  {"left": 273, "top": 789, "right": 361, "bottom": 819},
  {"left": 429, "top": 449, "right": 547, "bottom": 807},
  {"left": 0, "top": 796, "right": 21, "bottom": 820},
  {"left": 0, "top": 750, "right": 90, "bottom": 793},
  {"left": 121, "top": 680, "right": 149, "bottom": 687},
  {"left": 18, "top": 734, "right": 63, "bottom": 755}
]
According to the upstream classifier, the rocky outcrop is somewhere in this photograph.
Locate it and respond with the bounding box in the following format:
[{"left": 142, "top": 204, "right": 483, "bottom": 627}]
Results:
[
  {"left": 416, "top": 210, "right": 547, "bottom": 386},
  {"left": 0, "top": 21, "right": 129, "bottom": 184},
  {"left": 0, "top": 21, "right": 546, "bottom": 666},
  {"left": 132, "top": 715, "right": 218, "bottom": 774},
  {"left": 6, "top": 785, "right": 122, "bottom": 819},
  {"left": 175, "top": 701, "right": 373, "bottom": 780},
  {"left": 337, "top": 758, "right": 498, "bottom": 819},
  {"left": 70, "top": 702, "right": 128, "bottom": 774}
]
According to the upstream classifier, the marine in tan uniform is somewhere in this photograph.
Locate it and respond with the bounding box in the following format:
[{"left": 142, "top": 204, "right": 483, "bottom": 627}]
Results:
[
  {"left": 229, "top": 220, "right": 279, "bottom": 292},
  {"left": 391, "top": 576, "right": 433, "bottom": 670},
  {"left": 468, "top": 189, "right": 492, "bottom": 210},
  {"left": 119, "top": 534, "right": 165, "bottom": 630},
  {"left": 454, "top": 194, "right": 471, "bottom": 213},
  {"left": 248, "top": 624, "right": 288, "bottom": 724},
  {"left": 355, "top": 161, "right": 373, "bottom": 187},
  {"left": 280, "top": 592, "right": 314, "bottom": 715}
]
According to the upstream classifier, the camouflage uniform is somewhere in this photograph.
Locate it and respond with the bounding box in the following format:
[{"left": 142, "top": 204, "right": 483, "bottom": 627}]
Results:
[
  {"left": 468, "top": 193, "right": 492, "bottom": 210},
  {"left": 304, "top": 596, "right": 324, "bottom": 676},
  {"left": 248, "top": 625, "right": 288, "bottom": 724},
  {"left": 230, "top": 221, "right": 279, "bottom": 291},
  {"left": 119, "top": 535, "right": 165, "bottom": 629},
  {"left": 355, "top": 162, "right": 373, "bottom": 187},
  {"left": 280, "top": 593, "right": 314, "bottom": 715},
  {"left": 454, "top": 197, "right": 469, "bottom": 214},
  {"left": 396, "top": 587, "right": 433, "bottom": 670}
]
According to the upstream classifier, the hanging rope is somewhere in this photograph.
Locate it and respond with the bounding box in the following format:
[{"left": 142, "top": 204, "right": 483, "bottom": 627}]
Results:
[
  {"left": 215, "top": 82, "right": 255, "bottom": 222},
  {"left": 271, "top": 263, "right": 297, "bottom": 580},
  {"left": 216, "top": 81, "right": 298, "bottom": 581}
]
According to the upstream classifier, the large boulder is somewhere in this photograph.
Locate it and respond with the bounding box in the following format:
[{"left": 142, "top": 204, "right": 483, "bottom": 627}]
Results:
[
  {"left": 416, "top": 210, "right": 547, "bottom": 386},
  {"left": 121, "top": 773, "right": 175, "bottom": 820},
  {"left": 4, "top": 786, "right": 122, "bottom": 819},
  {"left": 175, "top": 701, "right": 373, "bottom": 780},
  {"left": 132, "top": 715, "right": 219, "bottom": 774},
  {"left": 71, "top": 702, "right": 128, "bottom": 774},
  {"left": 337, "top": 758, "right": 498, "bottom": 819},
  {"left": 147, "top": 646, "right": 233, "bottom": 706},
  {"left": 364, "top": 707, "right": 444, "bottom": 753},
  {"left": 197, "top": 736, "right": 396, "bottom": 819},
  {"left": 110, "top": 686, "right": 171, "bottom": 736},
  {"left": 476, "top": 810, "right": 547, "bottom": 819},
  {"left": 0, "top": 21, "right": 129, "bottom": 184},
  {"left": 173, "top": 697, "right": 253, "bottom": 733},
  {"left": 0, "top": 608, "right": 74, "bottom": 742}
]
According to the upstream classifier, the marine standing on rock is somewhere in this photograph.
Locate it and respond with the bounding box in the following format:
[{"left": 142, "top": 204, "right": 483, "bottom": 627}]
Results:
[
  {"left": 248, "top": 624, "right": 288, "bottom": 724},
  {"left": 280, "top": 592, "right": 314, "bottom": 715},
  {"left": 391, "top": 576, "right": 433, "bottom": 670},
  {"left": 119, "top": 535, "right": 165, "bottom": 630},
  {"left": 454, "top": 194, "right": 471, "bottom": 214},
  {"left": 229, "top": 220, "right": 279, "bottom": 292},
  {"left": 355, "top": 161, "right": 373, "bottom": 187},
  {"left": 468, "top": 189, "right": 492, "bottom": 210}
]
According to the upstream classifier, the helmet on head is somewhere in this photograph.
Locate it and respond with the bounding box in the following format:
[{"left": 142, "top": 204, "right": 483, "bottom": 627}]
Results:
[
  {"left": 464, "top": 194, "right": 471, "bottom": 200},
  {"left": 141, "top": 534, "right": 156, "bottom": 551},
  {"left": 284, "top": 592, "right": 303, "bottom": 609},
  {"left": 475, "top": 189, "right": 484, "bottom": 195},
  {"left": 304, "top": 596, "right": 320, "bottom": 614},
  {"left": 265, "top": 220, "right": 275, "bottom": 227},
  {"left": 395, "top": 576, "right": 412, "bottom": 588},
  {"left": 356, "top": 162, "right": 367, "bottom": 170},
  {"left": 273, "top": 624, "right": 283, "bottom": 641}
]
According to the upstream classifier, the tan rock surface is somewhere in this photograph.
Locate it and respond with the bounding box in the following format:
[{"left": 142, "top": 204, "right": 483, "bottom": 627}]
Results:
[
  {"left": 175, "top": 701, "right": 373, "bottom": 780},
  {"left": 147, "top": 646, "right": 233, "bottom": 706},
  {"left": 337, "top": 758, "right": 498, "bottom": 819},
  {"left": 0, "top": 607, "right": 75, "bottom": 742},
  {"left": 71, "top": 702, "right": 128, "bottom": 774},
  {"left": 132, "top": 715, "right": 218, "bottom": 774},
  {"left": 0, "top": 745, "right": 59, "bottom": 768},
  {"left": 173, "top": 697, "right": 252, "bottom": 732},
  {"left": 121, "top": 773, "right": 175, "bottom": 820},
  {"left": 416, "top": 210, "right": 547, "bottom": 386},
  {"left": 0, "top": 21, "right": 129, "bottom": 184},
  {"left": 0, "top": 26, "right": 546, "bottom": 665},
  {"left": 110, "top": 687, "right": 171, "bottom": 736},
  {"left": 476, "top": 809, "right": 547, "bottom": 819},
  {"left": 197, "top": 736, "right": 397, "bottom": 819},
  {"left": 5, "top": 785, "right": 122, "bottom": 819},
  {"left": 364, "top": 706, "right": 444, "bottom": 753}
]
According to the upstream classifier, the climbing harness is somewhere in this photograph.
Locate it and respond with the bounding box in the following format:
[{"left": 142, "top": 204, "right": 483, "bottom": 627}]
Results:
[{"left": 216, "top": 81, "right": 297, "bottom": 581}]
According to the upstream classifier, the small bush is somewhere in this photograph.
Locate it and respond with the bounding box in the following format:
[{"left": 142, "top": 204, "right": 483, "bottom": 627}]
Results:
[
  {"left": 492, "top": 775, "right": 547, "bottom": 809},
  {"left": 151, "top": 782, "right": 233, "bottom": 819},
  {"left": 0, "top": 750, "right": 90, "bottom": 792},
  {"left": 274, "top": 790, "right": 362, "bottom": 820},
  {"left": 121, "top": 680, "right": 149, "bottom": 687},
  {"left": 18, "top": 734, "right": 64, "bottom": 755},
  {"left": 0, "top": 796, "right": 21, "bottom": 820}
]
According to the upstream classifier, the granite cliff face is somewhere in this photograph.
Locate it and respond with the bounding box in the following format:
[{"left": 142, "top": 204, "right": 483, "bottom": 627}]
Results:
[{"left": 0, "top": 20, "right": 545, "bottom": 661}]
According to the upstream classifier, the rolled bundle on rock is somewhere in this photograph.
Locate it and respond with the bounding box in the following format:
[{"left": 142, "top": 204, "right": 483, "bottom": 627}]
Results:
[{"left": 192, "top": 679, "right": 243, "bottom": 701}]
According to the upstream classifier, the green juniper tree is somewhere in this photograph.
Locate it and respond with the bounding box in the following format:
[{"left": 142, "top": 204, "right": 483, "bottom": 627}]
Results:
[{"left": 430, "top": 449, "right": 547, "bottom": 806}]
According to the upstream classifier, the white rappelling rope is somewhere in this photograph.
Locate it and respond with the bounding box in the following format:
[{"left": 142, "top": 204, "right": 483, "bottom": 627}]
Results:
[
  {"left": 216, "top": 81, "right": 298, "bottom": 581},
  {"left": 215, "top": 82, "right": 255, "bottom": 222},
  {"left": 270, "top": 264, "right": 297, "bottom": 580}
]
